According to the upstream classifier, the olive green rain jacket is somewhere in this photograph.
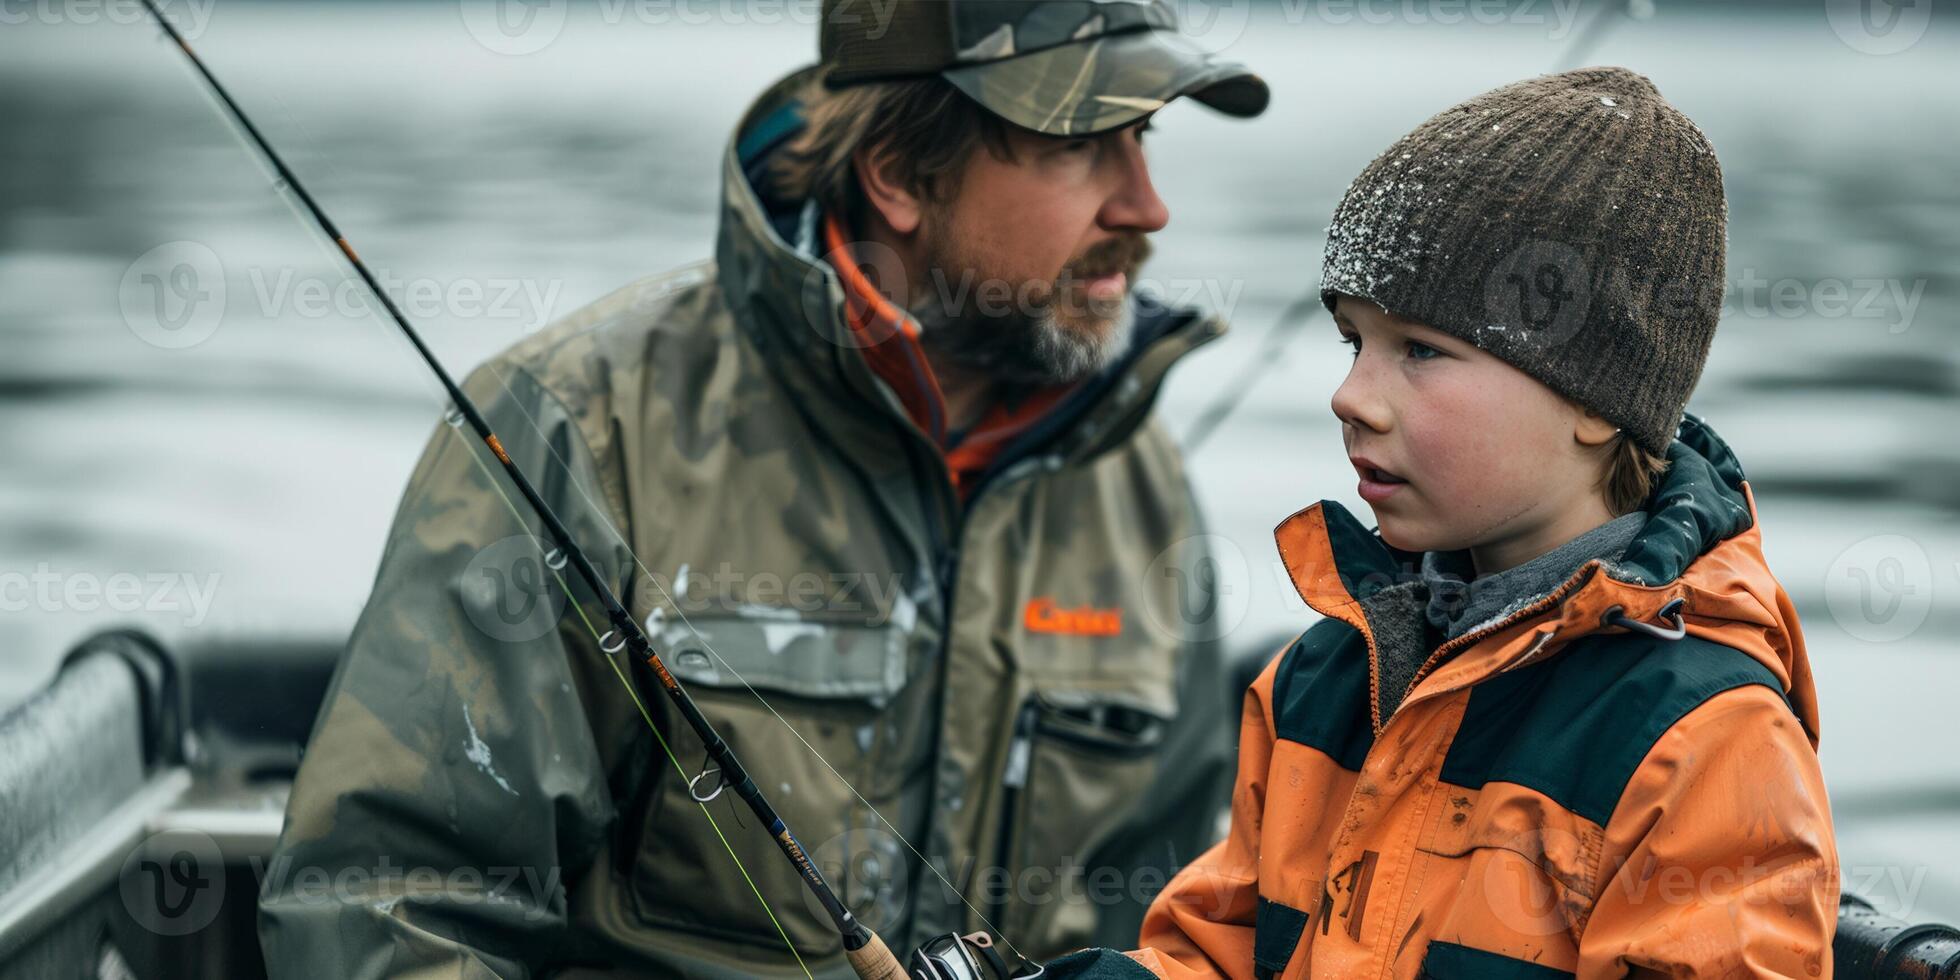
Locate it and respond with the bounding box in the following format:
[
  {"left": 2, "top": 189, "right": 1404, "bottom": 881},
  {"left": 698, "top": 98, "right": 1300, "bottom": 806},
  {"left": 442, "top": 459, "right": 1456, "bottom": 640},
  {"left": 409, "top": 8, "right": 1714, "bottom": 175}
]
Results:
[{"left": 259, "top": 67, "right": 1237, "bottom": 978}]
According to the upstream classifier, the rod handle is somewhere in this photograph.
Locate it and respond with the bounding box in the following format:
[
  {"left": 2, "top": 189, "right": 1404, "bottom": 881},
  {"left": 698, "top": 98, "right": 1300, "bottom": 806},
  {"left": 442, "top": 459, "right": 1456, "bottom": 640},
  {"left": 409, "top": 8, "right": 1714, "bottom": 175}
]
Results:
[{"left": 845, "top": 931, "right": 910, "bottom": 980}]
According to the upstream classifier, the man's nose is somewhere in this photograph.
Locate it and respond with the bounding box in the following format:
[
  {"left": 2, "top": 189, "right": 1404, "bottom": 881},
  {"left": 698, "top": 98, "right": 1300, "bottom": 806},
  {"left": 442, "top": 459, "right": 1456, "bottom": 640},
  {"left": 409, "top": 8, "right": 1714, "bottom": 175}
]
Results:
[{"left": 1100, "top": 133, "right": 1171, "bottom": 234}]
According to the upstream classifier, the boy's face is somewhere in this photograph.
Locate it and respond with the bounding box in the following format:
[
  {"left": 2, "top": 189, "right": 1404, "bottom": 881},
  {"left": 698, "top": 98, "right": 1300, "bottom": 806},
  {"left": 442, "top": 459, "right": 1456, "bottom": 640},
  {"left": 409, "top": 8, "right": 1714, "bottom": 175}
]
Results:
[{"left": 1329, "top": 295, "right": 1614, "bottom": 569}]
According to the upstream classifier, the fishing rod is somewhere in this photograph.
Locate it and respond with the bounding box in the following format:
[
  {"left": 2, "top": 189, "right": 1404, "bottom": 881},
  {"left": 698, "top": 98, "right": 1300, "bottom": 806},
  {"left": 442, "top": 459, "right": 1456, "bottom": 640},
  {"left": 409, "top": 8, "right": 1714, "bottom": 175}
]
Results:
[
  {"left": 1181, "top": 0, "right": 1657, "bottom": 455},
  {"left": 133, "top": 3, "right": 1038, "bottom": 978}
]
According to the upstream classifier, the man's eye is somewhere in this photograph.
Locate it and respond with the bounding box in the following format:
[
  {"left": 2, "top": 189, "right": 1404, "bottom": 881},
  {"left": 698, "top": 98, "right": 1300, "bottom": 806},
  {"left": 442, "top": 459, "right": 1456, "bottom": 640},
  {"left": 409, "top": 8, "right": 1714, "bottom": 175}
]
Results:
[
  {"left": 1337, "top": 334, "right": 1360, "bottom": 356},
  {"left": 1065, "top": 140, "right": 1096, "bottom": 154},
  {"left": 1407, "top": 341, "right": 1441, "bottom": 360}
]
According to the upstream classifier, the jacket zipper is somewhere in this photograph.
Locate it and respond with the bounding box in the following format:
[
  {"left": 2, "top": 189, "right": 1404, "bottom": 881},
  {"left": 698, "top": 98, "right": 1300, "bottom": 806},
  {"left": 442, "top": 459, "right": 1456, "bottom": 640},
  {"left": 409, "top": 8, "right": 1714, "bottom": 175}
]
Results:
[
  {"left": 881, "top": 315, "right": 1210, "bottom": 934},
  {"left": 987, "top": 699, "right": 1041, "bottom": 931},
  {"left": 1385, "top": 563, "right": 1622, "bottom": 731},
  {"left": 1338, "top": 588, "right": 1585, "bottom": 978},
  {"left": 907, "top": 438, "right": 1057, "bottom": 942}
]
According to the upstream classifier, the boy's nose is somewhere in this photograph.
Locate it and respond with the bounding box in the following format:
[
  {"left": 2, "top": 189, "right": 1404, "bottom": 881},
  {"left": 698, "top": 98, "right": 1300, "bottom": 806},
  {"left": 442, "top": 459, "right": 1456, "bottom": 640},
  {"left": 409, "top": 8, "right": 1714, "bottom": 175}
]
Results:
[{"left": 1331, "top": 372, "right": 1391, "bottom": 434}]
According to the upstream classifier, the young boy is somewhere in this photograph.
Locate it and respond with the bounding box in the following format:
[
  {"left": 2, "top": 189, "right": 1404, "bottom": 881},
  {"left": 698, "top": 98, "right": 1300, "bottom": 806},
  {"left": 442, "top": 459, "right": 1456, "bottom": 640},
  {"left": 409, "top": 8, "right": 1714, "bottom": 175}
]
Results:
[{"left": 1045, "top": 67, "right": 1838, "bottom": 979}]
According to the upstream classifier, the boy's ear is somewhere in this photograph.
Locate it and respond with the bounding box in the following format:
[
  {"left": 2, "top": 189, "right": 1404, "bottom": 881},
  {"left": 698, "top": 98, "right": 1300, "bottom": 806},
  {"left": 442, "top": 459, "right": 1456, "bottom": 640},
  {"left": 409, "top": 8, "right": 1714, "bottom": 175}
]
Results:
[
  {"left": 853, "top": 144, "right": 923, "bottom": 237},
  {"left": 1574, "top": 409, "right": 1620, "bottom": 448}
]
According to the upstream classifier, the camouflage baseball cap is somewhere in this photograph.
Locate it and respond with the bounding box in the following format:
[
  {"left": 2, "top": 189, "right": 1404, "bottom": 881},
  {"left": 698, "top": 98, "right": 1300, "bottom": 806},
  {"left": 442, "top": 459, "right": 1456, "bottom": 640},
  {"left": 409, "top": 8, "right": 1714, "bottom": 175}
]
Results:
[{"left": 821, "top": 0, "right": 1269, "bottom": 137}]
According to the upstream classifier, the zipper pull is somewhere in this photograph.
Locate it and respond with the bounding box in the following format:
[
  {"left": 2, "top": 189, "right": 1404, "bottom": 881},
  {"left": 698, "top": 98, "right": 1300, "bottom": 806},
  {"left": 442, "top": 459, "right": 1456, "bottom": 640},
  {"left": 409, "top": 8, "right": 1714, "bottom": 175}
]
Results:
[
  {"left": 936, "top": 546, "right": 962, "bottom": 592},
  {"left": 1002, "top": 703, "right": 1038, "bottom": 789}
]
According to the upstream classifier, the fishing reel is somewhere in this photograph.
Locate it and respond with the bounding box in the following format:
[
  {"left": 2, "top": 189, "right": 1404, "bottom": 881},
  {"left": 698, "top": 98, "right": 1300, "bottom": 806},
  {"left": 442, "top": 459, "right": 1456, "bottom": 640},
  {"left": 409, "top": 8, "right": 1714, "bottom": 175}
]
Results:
[{"left": 908, "top": 931, "right": 1045, "bottom": 980}]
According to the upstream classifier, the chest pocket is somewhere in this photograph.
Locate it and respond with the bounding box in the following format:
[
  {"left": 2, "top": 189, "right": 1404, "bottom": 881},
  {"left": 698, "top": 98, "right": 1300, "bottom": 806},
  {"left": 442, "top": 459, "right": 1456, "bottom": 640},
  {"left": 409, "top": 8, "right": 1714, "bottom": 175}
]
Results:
[
  {"left": 626, "top": 602, "right": 923, "bottom": 954},
  {"left": 987, "top": 571, "right": 1188, "bottom": 954},
  {"left": 989, "top": 526, "right": 1199, "bottom": 954},
  {"left": 990, "top": 685, "right": 1177, "bottom": 953}
]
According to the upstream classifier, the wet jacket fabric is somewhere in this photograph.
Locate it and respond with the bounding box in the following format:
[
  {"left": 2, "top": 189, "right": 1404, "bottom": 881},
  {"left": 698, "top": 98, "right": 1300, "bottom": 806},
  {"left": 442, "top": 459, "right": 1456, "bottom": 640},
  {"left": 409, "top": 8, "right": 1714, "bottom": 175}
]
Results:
[
  {"left": 1048, "top": 414, "right": 1838, "bottom": 979},
  {"left": 259, "top": 67, "right": 1236, "bottom": 978}
]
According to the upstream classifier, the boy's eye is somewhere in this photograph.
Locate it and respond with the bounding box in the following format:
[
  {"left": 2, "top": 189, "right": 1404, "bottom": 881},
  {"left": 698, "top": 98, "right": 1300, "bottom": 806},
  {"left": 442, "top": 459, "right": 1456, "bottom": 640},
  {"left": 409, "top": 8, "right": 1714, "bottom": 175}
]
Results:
[{"left": 1337, "top": 334, "right": 1438, "bottom": 361}]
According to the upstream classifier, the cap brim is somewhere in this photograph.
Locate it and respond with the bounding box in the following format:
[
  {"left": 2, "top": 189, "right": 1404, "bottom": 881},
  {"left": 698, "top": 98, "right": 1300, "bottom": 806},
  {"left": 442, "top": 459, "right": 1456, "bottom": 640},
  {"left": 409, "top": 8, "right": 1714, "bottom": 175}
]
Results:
[{"left": 942, "top": 29, "right": 1270, "bottom": 138}]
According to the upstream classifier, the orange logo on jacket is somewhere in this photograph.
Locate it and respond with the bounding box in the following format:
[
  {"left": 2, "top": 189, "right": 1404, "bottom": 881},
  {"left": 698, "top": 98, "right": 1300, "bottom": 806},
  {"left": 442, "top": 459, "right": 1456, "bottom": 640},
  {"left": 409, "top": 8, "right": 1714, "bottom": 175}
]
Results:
[{"left": 1023, "top": 598, "right": 1122, "bottom": 637}]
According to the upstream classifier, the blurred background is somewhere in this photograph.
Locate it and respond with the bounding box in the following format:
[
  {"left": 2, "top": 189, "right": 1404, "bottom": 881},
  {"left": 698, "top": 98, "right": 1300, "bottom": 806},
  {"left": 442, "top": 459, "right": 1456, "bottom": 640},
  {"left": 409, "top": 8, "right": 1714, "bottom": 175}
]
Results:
[{"left": 1, "top": 0, "right": 1955, "bottom": 958}]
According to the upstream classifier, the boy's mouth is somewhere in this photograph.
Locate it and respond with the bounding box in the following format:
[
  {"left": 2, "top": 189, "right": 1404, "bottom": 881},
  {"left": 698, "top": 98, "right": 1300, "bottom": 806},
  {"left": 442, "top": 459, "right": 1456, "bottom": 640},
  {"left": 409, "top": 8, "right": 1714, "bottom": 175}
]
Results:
[
  {"left": 1348, "top": 456, "right": 1411, "bottom": 484},
  {"left": 1351, "top": 455, "right": 1409, "bottom": 503}
]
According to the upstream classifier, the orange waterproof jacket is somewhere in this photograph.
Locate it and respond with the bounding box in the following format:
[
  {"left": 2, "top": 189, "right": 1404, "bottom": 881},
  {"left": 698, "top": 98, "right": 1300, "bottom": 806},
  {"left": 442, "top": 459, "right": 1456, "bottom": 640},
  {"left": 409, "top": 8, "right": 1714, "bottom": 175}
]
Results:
[{"left": 1050, "top": 415, "right": 1838, "bottom": 979}]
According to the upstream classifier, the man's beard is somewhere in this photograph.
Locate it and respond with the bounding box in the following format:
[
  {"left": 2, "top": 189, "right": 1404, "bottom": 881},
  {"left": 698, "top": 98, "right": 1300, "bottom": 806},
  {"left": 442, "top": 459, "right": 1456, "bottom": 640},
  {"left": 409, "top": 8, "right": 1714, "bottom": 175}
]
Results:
[{"left": 911, "top": 232, "right": 1153, "bottom": 388}]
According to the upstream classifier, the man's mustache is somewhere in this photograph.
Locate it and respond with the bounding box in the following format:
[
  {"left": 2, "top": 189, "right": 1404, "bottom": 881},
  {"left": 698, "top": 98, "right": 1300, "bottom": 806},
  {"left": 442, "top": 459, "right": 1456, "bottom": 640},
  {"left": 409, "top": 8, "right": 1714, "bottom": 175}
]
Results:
[{"left": 1065, "top": 234, "right": 1154, "bottom": 284}]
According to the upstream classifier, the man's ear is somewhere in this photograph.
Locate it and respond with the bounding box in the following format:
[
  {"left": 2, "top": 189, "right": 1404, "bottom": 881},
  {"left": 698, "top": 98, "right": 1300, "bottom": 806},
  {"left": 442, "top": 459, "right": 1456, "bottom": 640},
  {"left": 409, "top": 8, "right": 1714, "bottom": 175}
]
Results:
[
  {"left": 1574, "top": 409, "right": 1620, "bottom": 448},
  {"left": 852, "top": 144, "right": 924, "bottom": 237}
]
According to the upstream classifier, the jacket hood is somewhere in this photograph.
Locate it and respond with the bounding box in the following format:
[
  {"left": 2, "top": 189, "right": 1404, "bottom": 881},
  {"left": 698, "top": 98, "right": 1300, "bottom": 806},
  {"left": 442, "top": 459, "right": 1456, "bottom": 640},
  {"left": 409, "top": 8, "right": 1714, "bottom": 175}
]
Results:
[
  {"left": 712, "top": 66, "right": 1226, "bottom": 467},
  {"left": 1276, "top": 413, "right": 1821, "bottom": 748}
]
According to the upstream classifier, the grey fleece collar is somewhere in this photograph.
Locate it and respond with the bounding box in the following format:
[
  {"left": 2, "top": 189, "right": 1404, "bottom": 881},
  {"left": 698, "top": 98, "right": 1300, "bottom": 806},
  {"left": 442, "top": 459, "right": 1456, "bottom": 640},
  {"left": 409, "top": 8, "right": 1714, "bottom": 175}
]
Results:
[
  {"left": 1422, "top": 511, "right": 1650, "bottom": 642},
  {"left": 1360, "top": 511, "right": 1650, "bottom": 728}
]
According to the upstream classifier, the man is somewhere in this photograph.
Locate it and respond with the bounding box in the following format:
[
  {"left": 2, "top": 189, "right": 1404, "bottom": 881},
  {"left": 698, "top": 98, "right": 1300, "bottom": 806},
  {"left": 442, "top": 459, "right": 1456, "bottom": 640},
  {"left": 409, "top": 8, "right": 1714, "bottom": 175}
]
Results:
[{"left": 260, "top": 1, "right": 1269, "bottom": 976}]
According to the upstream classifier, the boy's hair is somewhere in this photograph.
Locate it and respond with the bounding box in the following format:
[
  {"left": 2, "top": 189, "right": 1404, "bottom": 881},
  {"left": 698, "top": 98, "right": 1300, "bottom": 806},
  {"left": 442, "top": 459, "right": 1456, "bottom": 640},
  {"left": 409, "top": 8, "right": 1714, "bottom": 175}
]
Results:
[
  {"left": 1602, "top": 434, "right": 1670, "bottom": 516},
  {"left": 773, "top": 70, "right": 1015, "bottom": 224}
]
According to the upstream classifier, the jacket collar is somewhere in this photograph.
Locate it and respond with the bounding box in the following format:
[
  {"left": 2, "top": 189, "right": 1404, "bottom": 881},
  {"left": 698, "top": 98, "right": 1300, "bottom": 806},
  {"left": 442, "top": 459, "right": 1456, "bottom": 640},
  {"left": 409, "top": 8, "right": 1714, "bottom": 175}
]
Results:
[
  {"left": 1275, "top": 413, "right": 1822, "bottom": 746},
  {"left": 713, "top": 66, "right": 1226, "bottom": 474}
]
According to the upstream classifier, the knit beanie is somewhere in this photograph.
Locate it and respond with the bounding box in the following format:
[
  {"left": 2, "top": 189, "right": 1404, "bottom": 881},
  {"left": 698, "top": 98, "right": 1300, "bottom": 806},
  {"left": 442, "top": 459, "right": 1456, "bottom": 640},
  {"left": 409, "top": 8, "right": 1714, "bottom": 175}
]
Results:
[{"left": 1320, "top": 66, "right": 1727, "bottom": 456}]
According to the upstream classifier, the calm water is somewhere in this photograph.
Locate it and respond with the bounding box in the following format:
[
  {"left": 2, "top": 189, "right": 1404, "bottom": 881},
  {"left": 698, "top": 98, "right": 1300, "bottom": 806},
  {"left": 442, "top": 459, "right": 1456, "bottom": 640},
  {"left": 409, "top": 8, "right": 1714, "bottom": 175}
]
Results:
[{"left": 3, "top": 0, "right": 1957, "bottom": 925}]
